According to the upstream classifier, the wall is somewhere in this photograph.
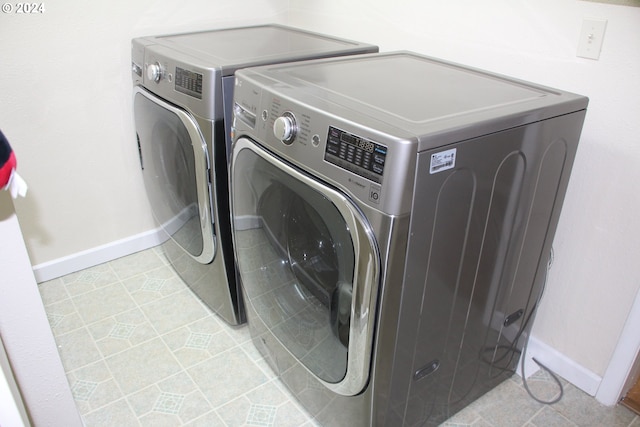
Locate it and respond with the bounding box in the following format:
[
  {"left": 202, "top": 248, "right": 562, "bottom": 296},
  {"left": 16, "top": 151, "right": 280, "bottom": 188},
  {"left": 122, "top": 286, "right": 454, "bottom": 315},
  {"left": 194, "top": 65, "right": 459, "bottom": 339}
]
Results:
[
  {"left": 0, "top": 0, "right": 288, "bottom": 272},
  {"left": 1, "top": 0, "right": 638, "bottom": 410},
  {"left": 288, "top": 0, "right": 640, "bottom": 401},
  {"left": 0, "top": 191, "right": 83, "bottom": 426}
]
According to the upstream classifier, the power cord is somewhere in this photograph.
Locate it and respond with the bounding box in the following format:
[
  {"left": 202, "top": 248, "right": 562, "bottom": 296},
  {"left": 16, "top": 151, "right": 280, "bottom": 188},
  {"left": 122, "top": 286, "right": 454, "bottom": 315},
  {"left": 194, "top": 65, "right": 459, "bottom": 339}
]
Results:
[
  {"left": 520, "top": 337, "right": 564, "bottom": 404},
  {"left": 519, "top": 247, "right": 564, "bottom": 404}
]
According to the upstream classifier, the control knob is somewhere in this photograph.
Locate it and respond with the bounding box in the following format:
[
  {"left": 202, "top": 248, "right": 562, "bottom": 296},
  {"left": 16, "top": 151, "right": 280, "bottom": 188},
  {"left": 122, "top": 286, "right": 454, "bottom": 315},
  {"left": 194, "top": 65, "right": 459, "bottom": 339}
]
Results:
[
  {"left": 146, "top": 62, "right": 164, "bottom": 83},
  {"left": 273, "top": 112, "right": 297, "bottom": 145}
]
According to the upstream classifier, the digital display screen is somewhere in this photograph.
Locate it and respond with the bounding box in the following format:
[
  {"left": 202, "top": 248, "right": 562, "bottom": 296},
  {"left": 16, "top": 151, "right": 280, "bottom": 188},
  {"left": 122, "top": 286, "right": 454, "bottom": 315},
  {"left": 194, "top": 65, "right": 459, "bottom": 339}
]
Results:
[
  {"left": 325, "top": 126, "right": 387, "bottom": 184},
  {"left": 342, "top": 133, "right": 375, "bottom": 153},
  {"left": 175, "top": 67, "right": 203, "bottom": 99}
]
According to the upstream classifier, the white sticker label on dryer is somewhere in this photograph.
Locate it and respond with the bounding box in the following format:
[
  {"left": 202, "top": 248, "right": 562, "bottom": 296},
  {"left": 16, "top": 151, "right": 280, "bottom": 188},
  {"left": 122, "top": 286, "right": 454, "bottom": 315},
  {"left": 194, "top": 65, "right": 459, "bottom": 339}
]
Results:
[{"left": 430, "top": 148, "right": 457, "bottom": 174}]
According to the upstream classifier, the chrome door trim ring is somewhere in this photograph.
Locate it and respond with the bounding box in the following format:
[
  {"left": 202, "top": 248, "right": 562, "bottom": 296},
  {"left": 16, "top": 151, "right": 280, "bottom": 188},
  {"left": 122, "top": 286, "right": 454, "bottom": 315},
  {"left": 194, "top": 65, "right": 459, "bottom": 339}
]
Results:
[
  {"left": 232, "top": 137, "right": 381, "bottom": 396},
  {"left": 134, "top": 86, "right": 215, "bottom": 264}
]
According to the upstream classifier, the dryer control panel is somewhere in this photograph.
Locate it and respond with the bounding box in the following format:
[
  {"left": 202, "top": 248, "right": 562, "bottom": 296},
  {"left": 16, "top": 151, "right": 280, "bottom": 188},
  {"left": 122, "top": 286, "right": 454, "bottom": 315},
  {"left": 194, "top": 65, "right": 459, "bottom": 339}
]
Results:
[
  {"left": 324, "top": 127, "right": 387, "bottom": 184},
  {"left": 232, "top": 73, "right": 419, "bottom": 216}
]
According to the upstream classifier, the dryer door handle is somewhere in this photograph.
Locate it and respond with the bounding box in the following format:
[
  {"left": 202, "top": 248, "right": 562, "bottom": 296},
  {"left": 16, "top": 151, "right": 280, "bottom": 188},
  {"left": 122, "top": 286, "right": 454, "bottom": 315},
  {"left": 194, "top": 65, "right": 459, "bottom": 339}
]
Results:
[{"left": 331, "top": 282, "right": 352, "bottom": 348}]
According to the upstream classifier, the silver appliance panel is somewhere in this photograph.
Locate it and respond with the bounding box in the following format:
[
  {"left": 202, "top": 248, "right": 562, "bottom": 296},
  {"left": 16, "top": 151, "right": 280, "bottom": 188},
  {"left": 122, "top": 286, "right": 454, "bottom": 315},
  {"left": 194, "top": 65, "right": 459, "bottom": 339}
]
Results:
[
  {"left": 234, "top": 51, "right": 588, "bottom": 151},
  {"left": 131, "top": 25, "right": 379, "bottom": 327},
  {"left": 232, "top": 79, "right": 418, "bottom": 217},
  {"left": 145, "top": 25, "right": 378, "bottom": 77},
  {"left": 231, "top": 50, "right": 588, "bottom": 425}
]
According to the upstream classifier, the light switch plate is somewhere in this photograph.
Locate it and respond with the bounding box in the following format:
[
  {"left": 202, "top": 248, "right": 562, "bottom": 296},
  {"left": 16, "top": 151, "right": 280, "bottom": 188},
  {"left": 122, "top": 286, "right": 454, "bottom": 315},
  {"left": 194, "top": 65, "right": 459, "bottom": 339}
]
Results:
[{"left": 577, "top": 18, "right": 608, "bottom": 60}]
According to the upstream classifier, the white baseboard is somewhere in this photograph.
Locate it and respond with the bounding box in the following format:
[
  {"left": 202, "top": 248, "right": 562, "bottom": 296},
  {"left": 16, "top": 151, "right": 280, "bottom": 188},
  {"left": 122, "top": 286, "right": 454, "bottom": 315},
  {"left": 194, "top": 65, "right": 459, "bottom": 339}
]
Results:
[
  {"left": 595, "top": 289, "right": 640, "bottom": 406},
  {"left": 519, "top": 334, "right": 602, "bottom": 397},
  {"left": 32, "top": 228, "right": 168, "bottom": 283}
]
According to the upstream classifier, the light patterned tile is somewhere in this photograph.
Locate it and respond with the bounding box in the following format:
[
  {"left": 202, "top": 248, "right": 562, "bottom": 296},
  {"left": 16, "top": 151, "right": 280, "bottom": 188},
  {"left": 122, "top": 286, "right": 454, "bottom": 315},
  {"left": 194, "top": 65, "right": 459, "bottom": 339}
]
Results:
[
  {"left": 218, "top": 380, "right": 289, "bottom": 425},
  {"left": 157, "top": 371, "right": 200, "bottom": 395},
  {"left": 178, "top": 390, "right": 215, "bottom": 424},
  {"left": 128, "top": 373, "right": 212, "bottom": 424},
  {"left": 188, "top": 347, "right": 269, "bottom": 408},
  {"left": 471, "top": 378, "right": 544, "bottom": 427},
  {"left": 218, "top": 388, "right": 312, "bottom": 427},
  {"left": 185, "top": 332, "right": 213, "bottom": 349},
  {"left": 122, "top": 265, "right": 186, "bottom": 306},
  {"left": 66, "top": 361, "right": 123, "bottom": 415},
  {"left": 128, "top": 385, "right": 162, "bottom": 417},
  {"left": 151, "top": 245, "right": 171, "bottom": 265},
  {"left": 42, "top": 298, "right": 84, "bottom": 336},
  {"left": 105, "top": 338, "right": 182, "bottom": 395},
  {"left": 239, "top": 340, "right": 278, "bottom": 381},
  {"left": 138, "top": 411, "right": 182, "bottom": 427},
  {"left": 184, "top": 410, "right": 226, "bottom": 426},
  {"left": 72, "top": 282, "right": 138, "bottom": 324},
  {"left": 83, "top": 398, "right": 139, "bottom": 427},
  {"left": 42, "top": 247, "right": 635, "bottom": 427},
  {"left": 47, "top": 313, "right": 65, "bottom": 328},
  {"left": 140, "top": 289, "right": 209, "bottom": 335},
  {"left": 38, "top": 277, "right": 69, "bottom": 306},
  {"left": 247, "top": 403, "right": 277, "bottom": 426},
  {"left": 273, "top": 400, "right": 315, "bottom": 427},
  {"left": 54, "top": 327, "right": 103, "bottom": 372},
  {"left": 109, "top": 250, "right": 166, "bottom": 281},
  {"left": 529, "top": 406, "right": 577, "bottom": 427},
  {"left": 110, "top": 322, "right": 136, "bottom": 339},
  {"left": 71, "top": 380, "right": 98, "bottom": 401},
  {"left": 440, "top": 403, "right": 485, "bottom": 426},
  {"left": 88, "top": 308, "right": 159, "bottom": 358},
  {"left": 62, "top": 263, "right": 120, "bottom": 295},
  {"left": 90, "top": 325, "right": 137, "bottom": 357},
  {"left": 153, "top": 392, "right": 185, "bottom": 414},
  {"left": 216, "top": 395, "right": 254, "bottom": 426},
  {"left": 163, "top": 319, "right": 237, "bottom": 368},
  {"left": 551, "top": 383, "right": 636, "bottom": 427},
  {"left": 227, "top": 323, "right": 254, "bottom": 345}
]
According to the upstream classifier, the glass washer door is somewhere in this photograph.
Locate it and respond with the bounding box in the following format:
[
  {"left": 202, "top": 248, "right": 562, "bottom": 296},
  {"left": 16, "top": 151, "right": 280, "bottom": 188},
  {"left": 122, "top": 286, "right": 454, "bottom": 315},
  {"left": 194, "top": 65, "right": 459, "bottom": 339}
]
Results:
[
  {"left": 232, "top": 137, "right": 380, "bottom": 396},
  {"left": 134, "top": 87, "right": 215, "bottom": 264}
]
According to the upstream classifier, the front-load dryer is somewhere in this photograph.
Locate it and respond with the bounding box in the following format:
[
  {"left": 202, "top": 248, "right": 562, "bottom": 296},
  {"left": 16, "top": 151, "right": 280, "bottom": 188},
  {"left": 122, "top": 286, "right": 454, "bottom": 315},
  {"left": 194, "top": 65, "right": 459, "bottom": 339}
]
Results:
[
  {"left": 131, "top": 25, "right": 377, "bottom": 325},
  {"left": 230, "top": 52, "right": 588, "bottom": 424}
]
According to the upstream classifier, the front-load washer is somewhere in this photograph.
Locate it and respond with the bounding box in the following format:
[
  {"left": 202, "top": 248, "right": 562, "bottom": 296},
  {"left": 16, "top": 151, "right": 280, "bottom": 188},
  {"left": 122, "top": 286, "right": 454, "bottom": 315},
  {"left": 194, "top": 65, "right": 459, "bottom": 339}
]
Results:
[
  {"left": 131, "top": 25, "right": 377, "bottom": 325},
  {"left": 230, "top": 52, "right": 588, "bottom": 424}
]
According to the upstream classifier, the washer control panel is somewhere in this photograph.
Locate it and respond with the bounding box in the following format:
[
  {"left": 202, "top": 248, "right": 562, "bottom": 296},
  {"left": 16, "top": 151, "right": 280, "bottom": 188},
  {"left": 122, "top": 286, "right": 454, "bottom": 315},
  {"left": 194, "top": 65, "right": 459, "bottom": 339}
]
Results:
[
  {"left": 175, "top": 67, "right": 203, "bottom": 99},
  {"left": 324, "top": 127, "right": 387, "bottom": 184}
]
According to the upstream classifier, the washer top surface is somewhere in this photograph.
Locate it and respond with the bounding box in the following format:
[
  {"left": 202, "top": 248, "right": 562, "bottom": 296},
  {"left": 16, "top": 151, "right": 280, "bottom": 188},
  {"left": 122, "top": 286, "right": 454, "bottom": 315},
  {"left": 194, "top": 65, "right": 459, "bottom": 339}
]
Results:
[
  {"left": 143, "top": 25, "right": 377, "bottom": 75},
  {"left": 280, "top": 53, "right": 545, "bottom": 123},
  {"left": 237, "top": 51, "right": 588, "bottom": 144}
]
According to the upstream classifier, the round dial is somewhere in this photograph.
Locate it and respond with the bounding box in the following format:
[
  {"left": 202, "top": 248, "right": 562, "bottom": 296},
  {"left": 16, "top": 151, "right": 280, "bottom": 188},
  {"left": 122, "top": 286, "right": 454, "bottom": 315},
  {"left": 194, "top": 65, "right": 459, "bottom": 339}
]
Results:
[
  {"left": 273, "top": 112, "right": 297, "bottom": 145},
  {"left": 146, "top": 62, "right": 163, "bottom": 83}
]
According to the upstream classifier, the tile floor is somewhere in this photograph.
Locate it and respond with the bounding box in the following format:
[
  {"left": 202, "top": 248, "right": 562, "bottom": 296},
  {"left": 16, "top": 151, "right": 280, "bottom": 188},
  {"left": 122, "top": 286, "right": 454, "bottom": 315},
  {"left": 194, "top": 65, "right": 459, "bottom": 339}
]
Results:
[{"left": 38, "top": 248, "right": 639, "bottom": 427}]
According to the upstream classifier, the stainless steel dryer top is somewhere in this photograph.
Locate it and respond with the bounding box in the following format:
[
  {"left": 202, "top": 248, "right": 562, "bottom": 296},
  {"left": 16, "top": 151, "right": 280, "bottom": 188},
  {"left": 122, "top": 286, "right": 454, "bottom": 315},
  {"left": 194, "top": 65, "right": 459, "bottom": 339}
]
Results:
[
  {"left": 135, "top": 24, "right": 377, "bottom": 75},
  {"left": 132, "top": 25, "right": 377, "bottom": 121}
]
